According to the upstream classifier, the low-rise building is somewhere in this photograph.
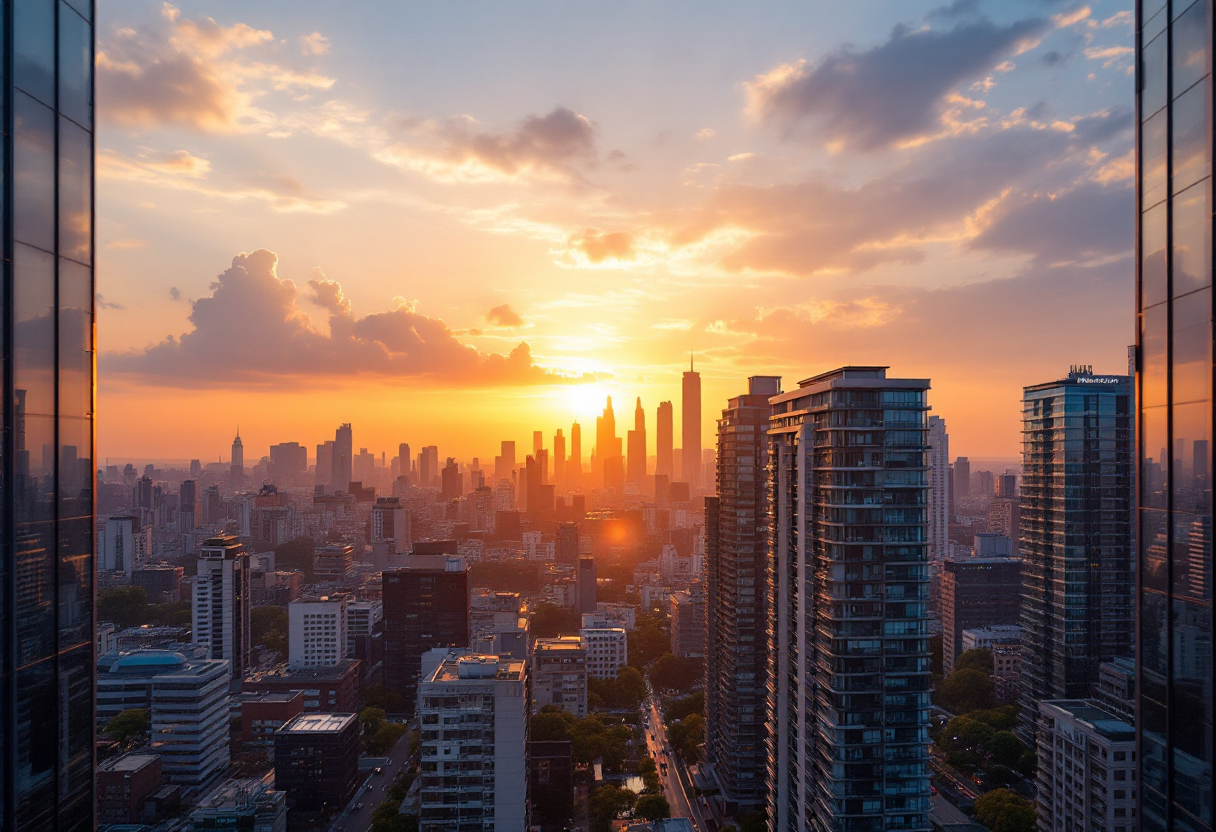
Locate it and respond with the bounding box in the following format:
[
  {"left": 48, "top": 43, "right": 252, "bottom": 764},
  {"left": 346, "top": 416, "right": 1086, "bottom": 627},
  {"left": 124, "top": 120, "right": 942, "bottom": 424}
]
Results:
[
  {"left": 532, "top": 636, "right": 588, "bottom": 718},
  {"left": 418, "top": 655, "right": 529, "bottom": 832},
  {"left": 579, "top": 627, "right": 628, "bottom": 679},
  {"left": 274, "top": 713, "right": 361, "bottom": 813},
  {"left": 97, "top": 753, "right": 163, "bottom": 824},
  {"left": 242, "top": 659, "right": 362, "bottom": 712},
  {"left": 188, "top": 778, "right": 287, "bottom": 832},
  {"left": 240, "top": 691, "right": 305, "bottom": 747},
  {"left": 1036, "top": 700, "right": 1137, "bottom": 832}
]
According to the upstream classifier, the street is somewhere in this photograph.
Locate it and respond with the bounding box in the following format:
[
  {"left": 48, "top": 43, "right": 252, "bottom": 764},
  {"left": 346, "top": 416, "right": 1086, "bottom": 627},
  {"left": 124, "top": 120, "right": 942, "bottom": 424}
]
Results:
[
  {"left": 329, "top": 729, "right": 415, "bottom": 832},
  {"left": 644, "top": 692, "right": 710, "bottom": 831}
]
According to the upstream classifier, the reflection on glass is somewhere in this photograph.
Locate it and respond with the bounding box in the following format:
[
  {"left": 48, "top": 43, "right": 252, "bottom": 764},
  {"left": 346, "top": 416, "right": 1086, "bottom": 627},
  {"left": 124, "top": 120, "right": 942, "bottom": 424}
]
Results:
[
  {"left": 14, "top": 0, "right": 54, "bottom": 105},
  {"left": 1172, "top": 0, "right": 1210, "bottom": 98},
  {"left": 1143, "top": 110, "right": 1169, "bottom": 208},
  {"left": 58, "top": 4, "right": 92, "bottom": 129},
  {"left": 59, "top": 260, "right": 93, "bottom": 420},
  {"left": 1143, "top": 30, "right": 1168, "bottom": 119},
  {"left": 14, "top": 245, "right": 55, "bottom": 419},
  {"left": 58, "top": 417, "right": 92, "bottom": 521},
  {"left": 1172, "top": 179, "right": 1212, "bottom": 297},
  {"left": 1142, "top": 305, "right": 1169, "bottom": 408},
  {"left": 58, "top": 519, "right": 92, "bottom": 646},
  {"left": 13, "top": 658, "right": 55, "bottom": 829},
  {"left": 1142, "top": 508, "right": 1170, "bottom": 591},
  {"left": 1144, "top": 201, "right": 1169, "bottom": 307},
  {"left": 59, "top": 118, "right": 92, "bottom": 264},
  {"left": 1172, "top": 83, "right": 1211, "bottom": 193},
  {"left": 17, "top": 415, "right": 55, "bottom": 525},
  {"left": 1171, "top": 291, "right": 1213, "bottom": 407},
  {"left": 14, "top": 93, "right": 55, "bottom": 252}
]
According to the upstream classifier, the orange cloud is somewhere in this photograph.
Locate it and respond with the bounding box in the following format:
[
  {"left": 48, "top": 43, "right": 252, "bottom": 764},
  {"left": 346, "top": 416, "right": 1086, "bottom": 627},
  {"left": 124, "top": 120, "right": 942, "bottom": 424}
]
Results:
[{"left": 486, "top": 304, "right": 524, "bottom": 328}]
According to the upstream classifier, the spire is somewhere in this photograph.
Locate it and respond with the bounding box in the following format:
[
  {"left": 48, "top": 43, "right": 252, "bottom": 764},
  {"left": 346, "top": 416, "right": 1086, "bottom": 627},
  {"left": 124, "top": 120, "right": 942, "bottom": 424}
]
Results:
[{"left": 690, "top": 352, "right": 695, "bottom": 373}]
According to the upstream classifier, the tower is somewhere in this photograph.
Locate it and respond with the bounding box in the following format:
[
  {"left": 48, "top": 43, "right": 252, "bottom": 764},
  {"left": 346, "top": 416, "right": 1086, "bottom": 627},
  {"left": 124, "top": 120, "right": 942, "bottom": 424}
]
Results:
[
  {"left": 626, "top": 397, "right": 647, "bottom": 486},
  {"left": 569, "top": 422, "right": 583, "bottom": 484},
  {"left": 553, "top": 429, "right": 566, "bottom": 487},
  {"left": 333, "top": 423, "right": 353, "bottom": 492},
  {"left": 230, "top": 430, "right": 244, "bottom": 490},
  {"left": 597, "top": 397, "right": 623, "bottom": 493},
  {"left": 682, "top": 357, "right": 701, "bottom": 489},
  {"left": 656, "top": 400, "right": 674, "bottom": 479},
  {"left": 927, "top": 416, "right": 950, "bottom": 566},
  {"left": 193, "top": 535, "right": 253, "bottom": 682}
]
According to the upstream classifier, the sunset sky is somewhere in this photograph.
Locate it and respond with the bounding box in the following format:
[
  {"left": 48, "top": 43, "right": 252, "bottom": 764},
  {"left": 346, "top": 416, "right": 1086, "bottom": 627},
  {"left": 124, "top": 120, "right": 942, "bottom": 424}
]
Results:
[{"left": 96, "top": 0, "right": 1134, "bottom": 466}]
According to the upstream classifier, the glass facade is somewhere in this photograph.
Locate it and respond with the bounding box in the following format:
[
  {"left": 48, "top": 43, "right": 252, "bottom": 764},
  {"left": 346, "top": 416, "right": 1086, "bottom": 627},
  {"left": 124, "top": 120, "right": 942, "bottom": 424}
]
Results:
[
  {"left": 2, "top": 0, "right": 96, "bottom": 830},
  {"left": 1137, "top": 2, "right": 1216, "bottom": 829}
]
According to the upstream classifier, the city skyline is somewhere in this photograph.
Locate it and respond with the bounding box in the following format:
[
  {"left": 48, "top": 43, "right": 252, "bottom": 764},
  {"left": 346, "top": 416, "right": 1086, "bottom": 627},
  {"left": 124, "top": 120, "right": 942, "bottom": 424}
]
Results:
[{"left": 94, "top": 0, "right": 1134, "bottom": 462}]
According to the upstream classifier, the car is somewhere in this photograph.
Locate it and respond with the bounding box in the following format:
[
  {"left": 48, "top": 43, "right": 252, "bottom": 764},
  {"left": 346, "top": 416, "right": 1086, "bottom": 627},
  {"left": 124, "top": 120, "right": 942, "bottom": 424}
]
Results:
[
  {"left": 356, "top": 803, "right": 364, "bottom": 810},
  {"left": 374, "top": 767, "right": 383, "bottom": 774}
]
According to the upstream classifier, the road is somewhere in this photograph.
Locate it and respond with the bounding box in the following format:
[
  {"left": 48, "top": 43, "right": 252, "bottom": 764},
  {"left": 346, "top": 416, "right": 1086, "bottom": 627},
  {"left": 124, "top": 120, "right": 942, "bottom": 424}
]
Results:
[
  {"left": 330, "top": 729, "right": 415, "bottom": 832},
  {"left": 644, "top": 693, "right": 710, "bottom": 831}
]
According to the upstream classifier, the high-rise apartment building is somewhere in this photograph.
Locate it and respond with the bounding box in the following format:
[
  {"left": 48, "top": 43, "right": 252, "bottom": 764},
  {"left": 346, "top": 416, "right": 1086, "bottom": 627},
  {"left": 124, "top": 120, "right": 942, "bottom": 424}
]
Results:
[
  {"left": 333, "top": 423, "right": 353, "bottom": 492},
  {"left": 269, "top": 441, "right": 308, "bottom": 483},
  {"left": 419, "top": 445, "right": 439, "bottom": 488},
  {"left": 953, "top": 456, "right": 970, "bottom": 500},
  {"left": 417, "top": 656, "right": 530, "bottom": 832},
  {"left": 100, "top": 515, "right": 151, "bottom": 576},
  {"left": 289, "top": 596, "right": 348, "bottom": 668},
  {"left": 1018, "top": 368, "right": 1132, "bottom": 741},
  {"left": 682, "top": 359, "right": 702, "bottom": 488},
  {"left": 577, "top": 555, "right": 597, "bottom": 614},
  {"left": 383, "top": 554, "right": 471, "bottom": 705},
  {"left": 767, "top": 367, "right": 931, "bottom": 832},
  {"left": 940, "top": 558, "right": 1022, "bottom": 675},
  {"left": 316, "top": 440, "right": 334, "bottom": 488},
  {"left": 371, "top": 496, "right": 411, "bottom": 553},
  {"left": 706, "top": 376, "right": 778, "bottom": 814},
  {"left": 657, "top": 401, "right": 674, "bottom": 479},
  {"left": 1036, "top": 700, "right": 1136, "bottom": 832},
  {"left": 578, "top": 626, "right": 627, "bottom": 679},
  {"left": 532, "top": 636, "right": 588, "bottom": 719},
  {"left": 669, "top": 586, "right": 706, "bottom": 658},
  {"left": 180, "top": 479, "right": 199, "bottom": 531},
  {"left": 397, "top": 442, "right": 412, "bottom": 482},
  {"left": 556, "top": 522, "right": 579, "bottom": 565},
  {"left": 1135, "top": 7, "right": 1215, "bottom": 829},
  {"left": 193, "top": 534, "right": 253, "bottom": 681},
  {"left": 927, "top": 415, "right": 949, "bottom": 565},
  {"left": 554, "top": 428, "right": 566, "bottom": 485}
]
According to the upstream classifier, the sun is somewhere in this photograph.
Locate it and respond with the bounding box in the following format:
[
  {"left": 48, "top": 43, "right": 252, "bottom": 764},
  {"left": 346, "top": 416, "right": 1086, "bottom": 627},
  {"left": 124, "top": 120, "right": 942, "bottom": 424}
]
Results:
[{"left": 557, "top": 382, "right": 613, "bottom": 422}]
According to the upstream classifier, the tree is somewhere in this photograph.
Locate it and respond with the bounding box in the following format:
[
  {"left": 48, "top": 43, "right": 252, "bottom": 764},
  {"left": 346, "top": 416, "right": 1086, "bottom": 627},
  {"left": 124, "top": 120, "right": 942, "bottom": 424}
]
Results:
[
  {"left": 737, "top": 811, "right": 767, "bottom": 832},
  {"left": 937, "top": 668, "right": 996, "bottom": 714},
  {"left": 588, "top": 784, "right": 636, "bottom": 832},
  {"left": 530, "top": 603, "right": 582, "bottom": 638},
  {"left": 669, "top": 713, "right": 706, "bottom": 764},
  {"left": 252, "top": 606, "right": 288, "bottom": 642},
  {"left": 360, "top": 707, "right": 407, "bottom": 755},
  {"left": 985, "top": 731, "right": 1026, "bottom": 768},
  {"left": 531, "top": 708, "right": 578, "bottom": 742},
  {"left": 635, "top": 793, "right": 672, "bottom": 821},
  {"left": 665, "top": 691, "right": 705, "bottom": 724},
  {"left": 98, "top": 587, "right": 152, "bottom": 629},
  {"left": 274, "top": 537, "right": 316, "bottom": 580},
  {"left": 104, "top": 708, "right": 150, "bottom": 745},
  {"left": 955, "top": 648, "right": 994, "bottom": 676},
  {"left": 361, "top": 683, "right": 404, "bottom": 714},
  {"left": 616, "top": 666, "right": 648, "bottom": 707},
  {"left": 650, "top": 653, "right": 702, "bottom": 693},
  {"left": 974, "top": 789, "right": 1036, "bottom": 832},
  {"left": 628, "top": 626, "right": 670, "bottom": 670},
  {"left": 929, "top": 634, "right": 944, "bottom": 678}
]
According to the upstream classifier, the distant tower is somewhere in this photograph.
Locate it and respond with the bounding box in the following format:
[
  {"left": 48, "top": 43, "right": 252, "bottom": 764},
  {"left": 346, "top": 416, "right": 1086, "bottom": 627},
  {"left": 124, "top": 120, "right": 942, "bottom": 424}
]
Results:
[
  {"left": 656, "top": 401, "right": 674, "bottom": 479},
  {"left": 597, "top": 398, "right": 623, "bottom": 492},
  {"left": 332, "top": 423, "right": 353, "bottom": 492},
  {"left": 534, "top": 431, "right": 544, "bottom": 454},
  {"left": 570, "top": 423, "right": 583, "bottom": 484},
  {"left": 927, "top": 416, "right": 950, "bottom": 566},
  {"left": 398, "top": 443, "right": 412, "bottom": 482},
  {"left": 627, "top": 397, "right": 647, "bottom": 486},
  {"left": 682, "top": 356, "right": 702, "bottom": 488},
  {"left": 231, "top": 429, "right": 244, "bottom": 490},
  {"left": 554, "top": 429, "right": 566, "bottom": 487}
]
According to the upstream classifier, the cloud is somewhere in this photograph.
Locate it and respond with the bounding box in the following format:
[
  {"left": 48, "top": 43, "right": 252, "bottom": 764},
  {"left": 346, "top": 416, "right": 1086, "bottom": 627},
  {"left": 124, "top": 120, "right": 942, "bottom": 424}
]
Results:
[
  {"left": 96, "top": 294, "right": 125, "bottom": 310},
  {"left": 486, "top": 304, "right": 524, "bottom": 328},
  {"left": 106, "top": 249, "right": 588, "bottom": 388},
  {"left": 696, "top": 128, "right": 716, "bottom": 139},
  {"left": 97, "top": 4, "right": 333, "bottom": 133},
  {"left": 564, "top": 229, "right": 636, "bottom": 265},
  {"left": 745, "top": 16, "right": 1048, "bottom": 150},
  {"left": 300, "top": 32, "right": 330, "bottom": 56},
  {"left": 168, "top": 287, "right": 181, "bottom": 301},
  {"left": 376, "top": 107, "right": 598, "bottom": 183}
]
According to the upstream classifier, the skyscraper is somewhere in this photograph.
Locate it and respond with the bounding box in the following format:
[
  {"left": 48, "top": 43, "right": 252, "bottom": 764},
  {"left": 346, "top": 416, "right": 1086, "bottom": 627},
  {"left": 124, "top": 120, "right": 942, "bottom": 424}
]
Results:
[
  {"left": 682, "top": 357, "right": 702, "bottom": 488},
  {"left": 706, "top": 376, "right": 779, "bottom": 814},
  {"left": 180, "top": 479, "right": 199, "bottom": 531},
  {"left": 953, "top": 455, "right": 970, "bottom": 500},
  {"left": 397, "top": 442, "right": 412, "bottom": 482},
  {"left": 1017, "top": 367, "right": 1132, "bottom": 742},
  {"left": 1135, "top": 8, "right": 1215, "bottom": 828},
  {"left": 333, "top": 423, "right": 353, "bottom": 492},
  {"left": 383, "top": 554, "right": 471, "bottom": 705},
  {"left": 230, "top": 430, "right": 244, "bottom": 490},
  {"left": 569, "top": 423, "right": 582, "bottom": 484},
  {"left": 626, "top": 397, "right": 647, "bottom": 486},
  {"left": 656, "top": 400, "right": 674, "bottom": 479},
  {"left": 316, "top": 440, "right": 334, "bottom": 488},
  {"left": 554, "top": 428, "right": 566, "bottom": 486},
  {"left": 767, "top": 367, "right": 930, "bottom": 832},
  {"left": 2, "top": 5, "right": 97, "bottom": 824},
  {"left": 193, "top": 534, "right": 253, "bottom": 682},
  {"left": 927, "top": 415, "right": 950, "bottom": 565},
  {"left": 419, "top": 445, "right": 439, "bottom": 488},
  {"left": 597, "top": 397, "right": 623, "bottom": 493}
]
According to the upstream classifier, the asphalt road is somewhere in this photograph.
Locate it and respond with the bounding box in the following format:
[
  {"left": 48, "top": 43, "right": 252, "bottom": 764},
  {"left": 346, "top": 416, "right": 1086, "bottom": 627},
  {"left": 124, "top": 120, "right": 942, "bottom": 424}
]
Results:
[
  {"left": 330, "top": 729, "right": 415, "bottom": 832},
  {"left": 644, "top": 693, "right": 709, "bottom": 831}
]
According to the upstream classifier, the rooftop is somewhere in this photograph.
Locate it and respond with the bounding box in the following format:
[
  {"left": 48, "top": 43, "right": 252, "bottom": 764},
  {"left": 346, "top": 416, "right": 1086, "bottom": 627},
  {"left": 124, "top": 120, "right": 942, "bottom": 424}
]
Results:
[
  {"left": 535, "top": 636, "right": 584, "bottom": 652},
  {"left": 98, "top": 753, "right": 161, "bottom": 773},
  {"left": 244, "top": 659, "right": 361, "bottom": 684},
  {"left": 1041, "top": 699, "right": 1135, "bottom": 741},
  {"left": 279, "top": 712, "right": 358, "bottom": 734},
  {"left": 428, "top": 655, "right": 526, "bottom": 683}
]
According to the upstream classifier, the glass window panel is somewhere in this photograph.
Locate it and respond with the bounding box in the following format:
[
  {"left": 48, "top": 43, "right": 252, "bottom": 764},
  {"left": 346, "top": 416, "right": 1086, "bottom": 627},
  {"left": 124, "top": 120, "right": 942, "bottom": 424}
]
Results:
[
  {"left": 1171, "top": 599, "right": 1214, "bottom": 824},
  {"left": 58, "top": 646, "right": 94, "bottom": 828},
  {"left": 14, "top": 245, "right": 55, "bottom": 419},
  {"left": 58, "top": 520, "right": 92, "bottom": 646},
  {"left": 1144, "top": 6, "right": 1168, "bottom": 42},
  {"left": 1173, "top": 400, "right": 1214, "bottom": 516},
  {"left": 13, "top": 659, "right": 56, "bottom": 831},
  {"left": 1172, "top": 290, "right": 1213, "bottom": 406},
  {"left": 1173, "top": 83, "right": 1212, "bottom": 193},
  {"left": 1142, "top": 508, "right": 1170, "bottom": 590},
  {"left": 1144, "top": 31, "right": 1168, "bottom": 120},
  {"left": 58, "top": 4, "right": 92, "bottom": 128},
  {"left": 14, "top": 0, "right": 54, "bottom": 105},
  {"left": 1141, "top": 589, "right": 1170, "bottom": 685},
  {"left": 64, "top": 0, "right": 90, "bottom": 21},
  {"left": 1144, "top": 109, "right": 1169, "bottom": 209},
  {"left": 1142, "top": 304, "right": 1169, "bottom": 408},
  {"left": 13, "top": 525, "right": 56, "bottom": 667},
  {"left": 59, "top": 259, "right": 92, "bottom": 419},
  {"left": 59, "top": 118, "right": 92, "bottom": 264},
  {"left": 1145, "top": 200, "right": 1170, "bottom": 306},
  {"left": 1172, "top": 179, "right": 1212, "bottom": 297},
  {"left": 1142, "top": 787, "right": 1170, "bottom": 832},
  {"left": 1172, "top": 511, "right": 1211, "bottom": 599},
  {"left": 1173, "top": 0, "right": 1211, "bottom": 97},
  {"left": 58, "top": 417, "right": 91, "bottom": 520},
  {"left": 16, "top": 415, "right": 55, "bottom": 524},
  {"left": 14, "top": 93, "right": 55, "bottom": 252}
]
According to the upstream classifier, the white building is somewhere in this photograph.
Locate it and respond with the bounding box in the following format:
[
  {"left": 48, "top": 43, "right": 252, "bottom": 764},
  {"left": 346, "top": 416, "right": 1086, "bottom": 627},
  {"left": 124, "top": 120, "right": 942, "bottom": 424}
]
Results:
[
  {"left": 418, "top": 655, "right": 529, "bottom": 832},
  {"left": 927, "top": 415, "right": 950, "bottom": 566},
  {"left": 289, "top": 596, "right": 348, "bottom": 669},
  {"left": 97, "top": 650, "right": 231, "bottom": 785},
  {"left": 1036, "top": 700, "right": 1137, "bottom": 832},
  {"left": 532, "top": 636, "right": 588, "bottom": 718},
  {"left": 193, "top": 534, "right": 252, "bottom": 680},
  {"left": 960, "top": 624, "right": 1023, "bottom": 653},
  {"left": 523, "top": 531, "right": 554, "bottom": 561},
  {"left": 99, "top": 516, "right": 151, "bottom": 576},
  {"left": 346, "top": 599, "right": 383, "bottom": 658},
  {"left": 589, "top": 603, "right": 636, "bottom": 630},
  {"left": 579, "top": 626, "right": 628, "bottom": 679}
]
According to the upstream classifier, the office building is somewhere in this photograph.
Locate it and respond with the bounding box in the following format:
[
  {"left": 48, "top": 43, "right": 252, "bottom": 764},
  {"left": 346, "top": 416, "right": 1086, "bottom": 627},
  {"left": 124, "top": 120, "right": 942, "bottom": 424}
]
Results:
[
  {"left": 974, "top": 532, "right": 1014, "bottom": 558},
  {"left": 193, "top": 534, "right": 252, "bottom": 680},
  {"left": 577, "top": 555, "right": 597, "bottom": 614},
  {"left": 766, "top": 366, "right": 931, "bottom": 832},
  {"left": 133, "top": 566, "right": 184, "bottom": 604},
  {"left": 346, "top": 599, "right": 383, "bottom": 660},
  {"left": 442, "top": 457, "right": 462, "bottom": 500},
  {"left": 249, "top": 484, "right": 292, "bottom": 549},
  {"left": 953, "top": 456, "right": 970, "bottom": 500},
  {"left": 371, "top": 496, "right": 411, "bottom": 553},
  {"left": 314, "top": 543, "right": 354, "bottom": 581},
  {"left": 597, "top": 397, "right": 624, "bottom": 493},
  {"left": 418, "top": 657, "right": 529, "bottom": 831},
  {"left": 289, "top": 596, "right": 348, "bottom": 668},
  {"left": 188, "top": 779, "right": 286, "bottom": 832},
  {"left": 316, "top": 440, "right": 335, "bottom": 488},
  {"left": 239, "top": 691, "right": 305, "bottom": 746},
  {"left": 1036, "top": 701, "right": 1136, "bottom": 832},
  {"left": 706, "top": 375, "right": 778, "bottom": 813},
  {"left": 556, "top": 522, "right": 580, "bottom": 565},
  {"left": 397, "top": 442, "right": 412, "bottom": 482},
  {"left": 940, "top": 558, "right": 1022, "bottom": 675},
  {"left": 579, "top": 626, "right": 627, "bottom": 679},
  {"left": 669, "top": 586, "right": 706, "bottom": 658},
  {"left": 682, "top": 358, "right": 702, "bottom": 488},
  {"left": 532, "top": 636, "right": 589, "bottom": 718},
  {"left": 569, "top": 422, "right": 583, "bottom": 484},
  {"left": 419, "top": 445, "right": 439, "bottom": 488},
  {"left": 274, "top": 713, "right": 361, "bottom": 813},
  {"left": 97, "top": 651, "right": 231, "bottom": 785},
  {"left": 529, "top": 741, "right": 575, "bottom": 831},
  {"left": 1093, "top": 656, "right": 1136, "bottom": 724},
  {"left": 269, "top": 441, "right": 308, "bottom": 483},
  {"left": 1018, "top": 367, "right": 1132, "bottom": 741},
  {"left": 180, "top": 479, "right": 199, "bottom": 530},
  {"left": 927, "top": 415, "right": 950, "bottom": 565},
  {"left": 333, "top": 423, "right": 353, "bottom": 492},
  {"left": 554, "top": 428, "right": 566, "bottom": 486},
  {"left": 97, "top": 753, "right": 164, "bottom": 825},
  {"left": 242, "top": 660, "right": 362, "bottom": 713},
  {"left": 100, "top": 515, "right": 152, "bottom": 576},
  {"left": 657, "top": 401, "right": 674, "bottom": 480},
  {"left": 231, "top": 430, "right": 244, "bottom": 489},
  {"left": 383, "top": 554, "right": 471, "bottom": 704},
  {"left": 1135, "top": 8, "right": 1215, "bottom": 827},
  {"left": 628, "top": 397, "right": 647, "bottom": 486}
]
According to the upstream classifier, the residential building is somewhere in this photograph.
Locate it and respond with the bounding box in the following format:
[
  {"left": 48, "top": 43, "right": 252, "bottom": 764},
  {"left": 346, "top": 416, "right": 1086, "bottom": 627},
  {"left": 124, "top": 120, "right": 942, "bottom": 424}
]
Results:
[
  {"left": 346, "top": 599, "right": 384, "bottom": 660},
  {"left": 133, "top": 566, "right": 184, "bottom": 604},
  {"left": 766, "top": 366, "right": 931, "bottom": 832},
  {"left": 705, "top": 375, "right": 778, "bottom": 813},
  {"left": 953, "top": 456, "right": 971, "bottom": 500},
  {"left": 532, "top": 636, "right": 588, "bottom": 718},
  {"left": 418, "top": 656, "right": 530, "bottom": 831},
  {"left": 1019, "top": 367, "right": 1133, "bottom": 742},
  {"left": 98, "top": 753, "right": 164, "bottom": 825},
  {"left": 250, "top": 485, "right": 293, "bottom": 549},
  {"left": 927, "top": 415, "right": 950, "bottom": 566},
  {"left": 188, "top": 779, "right": 286, "bottom": 832},
  {"left": 314, "top": 543, "right": 354, "bottom": 581},
  {"left": 193, "top": 534, "right": 252, "bottom": 681},
  {"left": 669, "top": 586, "right": 706, "bottom": 658},
  {"left": 579, "top": 626, "right": 627, "bottom": 679},
  {"left": 101, "top": 515, "right": 152, "bottom": 576},
  {"left": 289, "top": 596, "right": 348, "bottom": 668},
  {"left": 371, "top": 496, "right": 411, "bottom": 554},
  {"left": 274, "top": 713, "right": 361, "bottom": 813},
  {"left": 529, "top": 740, "right": 575, "bottom": 832},
  {"left": 556, "top": 522, "right": 580, "bottom": 565},
  {"left": 1036, "top": 701, "right": 1136, "bottom": 832},
  {"left": 682, "top": 358, "right": 702, "bottom": 488},
  {"left": 1094, "top": 656, "right": 1135, "bottom": 724},
  {"left": 577, "top": 556, "right": 597, "bottom": 614},
  {"left": 940, "top": 558, "right": 1022, "bottom": 675},
  {"left": 383, "top": 554, "right": 471, "bottom": 705},
  {"left": 269, "top": 441, "right": 308, "bottom": 483}
]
